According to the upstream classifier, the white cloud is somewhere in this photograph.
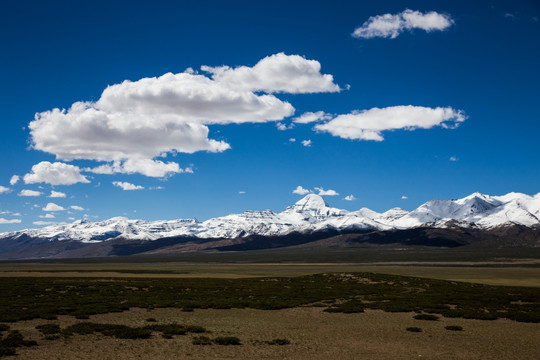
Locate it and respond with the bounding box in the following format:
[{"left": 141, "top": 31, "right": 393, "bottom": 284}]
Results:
[
  {"left": 0, "top": 218, "right": 21, "bottom": 224},
  {"left": 344, "top": 194, "right": 356, "bottom": 201},
  {"left": 201, "top": 53, "right": 340, "bottom": 94},
  {"left": 43, "top": 203, "right": 65, "bottom": 211},
  {"left": 10, "top": 175, "right": 19, "bottom": 185},
  {"left": 0, "top": 186, "right": 10, "bottom": 194},
  {"left": 238, "top": 191, "right": 246, "bottom": 194},
  {"left": 87, "top": 159, "right": 187, "bottom": 178},
  {"left": 352, "top": 9, "right": 454, "bottom": 39},
  {"left": 112, "top": 181, "right": 144, "bottom": 191},
  {"left": 289, "top": 138, "right": 296, "bottom": 142},
  {"left": 19, "top": 189, "right": 42, "bottom": 197},
  {"left": 24, "top": 161, "right": 89, "bottom": 185},
  {"left": 276, "top": 122, "right": 294, "bottom": 131},
  {"left": 301, "top": 139, "right": 312, "bottom": 147},
  {"left": 315, "top": 106, "right": 465, "bottom": 141},
  {"left": 449, "top": 156, "right": 458, "bottom": 162},
  {"left": 401, "top": 195, "right": 408, "bottom": 200},
  {"left": 292, "top": 186, "right": 311, "bottom": 195},
  {"left": 315, "top": 187, "right": 339, "bottom": 196},
  {"left": 33, "top": 221, "right": 55, "bottom": 226},
  {"left": 49, "top": 190, "right": 66, "bottom": 198},
  {"left": 68, "top": 217, "right": 75, "bottom": 221},
  {"left": 39, "top": 213, "right": 55, "bottom": 219},
  {"left": 12, "top": 212, "right": 21, "bottom": 216},
  {"left": 149, "top": 186, "right": 164, "bottom": 190},
  {"left": 70, "top": 205, "right": 84, "bottom": 211},
  {"left": 27, "top": 54, "right": 340, "bottom": 178},
  {"left": 293, "top": 111, "right": 332, "bottom": 124}
]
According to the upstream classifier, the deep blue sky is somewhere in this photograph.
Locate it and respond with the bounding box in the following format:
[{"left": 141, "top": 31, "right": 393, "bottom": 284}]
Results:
[{"left": 1, "top": 0, "right": 539, "bottom": 231}]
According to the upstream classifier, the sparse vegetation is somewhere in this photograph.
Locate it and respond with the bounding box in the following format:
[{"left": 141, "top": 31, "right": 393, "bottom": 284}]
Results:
[
  {"left": 0, "top": 330, "right": 37, "bottom": 358},
  {"left": 445, "top": 325, "right": 463, "bottom": 331},
  {"left": 266, "top": 338, "right": 290, "bottom": 345},
  {"left": 406, "top": 327, "right": 422, "bottom": 332},
  {"left": 36, "top": 324, "right": 60, "bottom": 335},
  {"left": 213, "top": 336, "right": 241, "bottom": 345},
  {"left": 192, "top": 335, "right": 212, "bottom": 345},
  {"left": 0, "top": 273, "right": 539, "bottom": 325},
  {"left": 413, "top": 314, "right": 440, "bottom": 321}
]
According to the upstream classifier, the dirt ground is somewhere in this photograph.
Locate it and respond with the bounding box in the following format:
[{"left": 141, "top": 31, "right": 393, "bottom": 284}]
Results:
[{"left": 6, "top": 307, "right": 540, "bottom": 360}]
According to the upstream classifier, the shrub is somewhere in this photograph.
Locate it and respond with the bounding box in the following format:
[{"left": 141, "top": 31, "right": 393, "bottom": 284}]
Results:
[
  {"left": 413, "top": 314, "right": 439, "bottom": 321},
  {"left": 192, "top": 335, "right": 212, "bottom": 345},
  {"left": 445, "top": 325, "right": 463, "bottom": 331},
  {"left": 146, "top": 318, "right": 157, "bottom": 322},
  {"left": 36, "top": 324, "right": 61, "bottom": 335},
  {"left": 213, "top": 336, "right": 241, "bottom": 345},
  {"left": 406, "top": 327, "right": 422, "bottom": 332},
  {"left": 266, "top": 338, "right": 290, "bottom": 345}
]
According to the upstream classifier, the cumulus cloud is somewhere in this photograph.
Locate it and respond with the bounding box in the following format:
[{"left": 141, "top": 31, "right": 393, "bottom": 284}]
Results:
[
  {"left": 292, "top": 186, "right": 311, "bottom": 195},
  {"left": 201, "top": 53, "right": 340, "bottom": 94},
  {"left": 0, "top": 218, "right": 21, "bottom": 224},
  {"left": 301, "top": 139, "right": 312, "bottom": 147},
  {"left": 0, "top": 186, "right": 10, "bottom": 194},
  {"left": 401, "top": 195, "right": 408, "bottom": 200},
  {"left": 19, "top": 189, "right": 42, "bottom": 197},
  {"left": 24, "top": 161, "right": 89, "bottom": 185},
  {"left": 449, "top": 156, "right": 459, "bottom": 162},
  {"left": 289, "top": 138, "right": 296, "bottom": 142},
  {"left": 43, "top": 202, "right": 65, "bottom": 211},
  {"left": 70, "top": 205, "right": 84, "bottom": 211},
  {"left": 112, "top": 181, "right": 144, "bottom": 191},
  {"left": 49, "top": 190, "right": 66, "bottom": 198},
  {"left": 344, "top": 194, "right": 356, "bottom": 201},
  {"left": 315, "top": 106, "right": 465, "bottom": 141},
  {"left": 276, "top": 122, "right": 294, "bottom": 131},
  {"left": 33, "top": 221, "right": 55, "bottom": 226},
  {"left": 293, "top": 111, "right": 332, "bottom": 124},
  {"left": 352, "top": 9, "right": 454, "bottom": 39},
  {"left": 39, "top": 213, "right": 55, "bottom": 219},
  {"left": 86, "top": 159, "right": 188, "bottom": 178},
  {"left": 315, "top": 187, "right": 339, "bottom": 196},
  {"left": 28, "top": 54, "right": 339, "bottom": 178},
  {"left": 10, "top": 175, "right": 19, "bottom": 185}
]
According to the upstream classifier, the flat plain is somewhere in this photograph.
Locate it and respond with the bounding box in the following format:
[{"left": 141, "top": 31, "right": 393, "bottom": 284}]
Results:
[{"left": 1, "top": 248, "right": 540, "bottom": 359}]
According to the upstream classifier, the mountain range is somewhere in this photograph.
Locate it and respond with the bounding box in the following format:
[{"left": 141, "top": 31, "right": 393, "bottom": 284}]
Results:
[{"left": 1, "top": 192, "right": 539, "bottom": 259}]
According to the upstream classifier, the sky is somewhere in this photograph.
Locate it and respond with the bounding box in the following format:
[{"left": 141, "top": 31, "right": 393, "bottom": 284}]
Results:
[{"left": 0, "top": 0, "right": 539, "bottom": 231}]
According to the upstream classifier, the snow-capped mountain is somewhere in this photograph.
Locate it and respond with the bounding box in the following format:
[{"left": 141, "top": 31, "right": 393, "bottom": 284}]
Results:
[{"left": 1, "top": 192, "right": 540, "bottom": 244}]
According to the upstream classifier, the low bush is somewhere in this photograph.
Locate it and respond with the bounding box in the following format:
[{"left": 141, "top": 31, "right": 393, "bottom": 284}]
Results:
[
  {"left": 413, "top": 314, "right": 439, "bottom": 321},
  {"left": 192, "top": 335, "right": 212, "bottom": 345},
  {"left": 266, "top": 338, "right": 290, "bottom": 345},
  {"left": 406, "top": 327, "right": 422, "bottom": 332},
  {"left": 213, "top": 336, "right": 241, "bottom": 345},
  {"left": 445, "top": 325, "right": 463, "bottom": 331},
  {"left": 36, "top": 324, "right": 61, "bottom": 335}
]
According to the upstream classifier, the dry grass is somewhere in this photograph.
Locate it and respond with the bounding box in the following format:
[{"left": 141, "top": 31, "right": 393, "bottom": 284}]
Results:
[
  {"left": 5, "top": 307, "right": 540, "bottom": 360},
  {"left": 1, "top": 263, "right": 540, "bottom": 287}
]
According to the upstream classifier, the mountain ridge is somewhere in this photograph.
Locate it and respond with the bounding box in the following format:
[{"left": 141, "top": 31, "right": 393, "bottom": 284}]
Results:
[{"left": 1, "top": 192, "right": 540, "bottom": 247}]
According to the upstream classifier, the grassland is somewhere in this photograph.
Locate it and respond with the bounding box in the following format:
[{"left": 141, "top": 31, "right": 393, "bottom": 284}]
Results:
[{"left": 1, "top": 251, "right": 540, "bottom": 359}]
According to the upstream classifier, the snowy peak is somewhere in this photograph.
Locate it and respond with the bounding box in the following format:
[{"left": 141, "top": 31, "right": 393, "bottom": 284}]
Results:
[
  {"left": 292, "top": 194, "right": 329, "bottom": 211},
  {"left": 1, "top": 191, "right": 540, "bottom": 244}
]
